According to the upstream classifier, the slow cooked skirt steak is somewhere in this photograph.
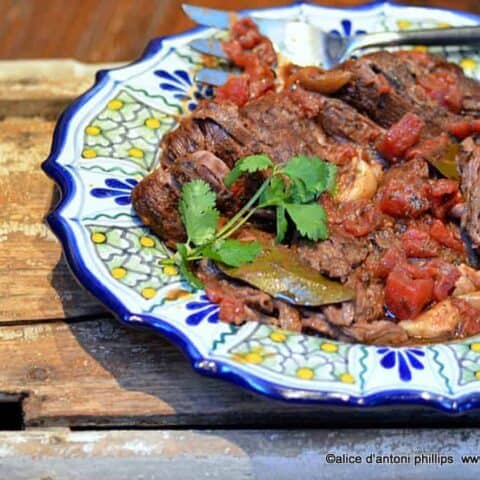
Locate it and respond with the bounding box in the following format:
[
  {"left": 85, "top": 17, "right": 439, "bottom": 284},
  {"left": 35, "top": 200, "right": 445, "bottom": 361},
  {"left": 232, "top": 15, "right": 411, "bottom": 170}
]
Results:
[{"left": 132, "top": 18, "right": 480, "bottom": 345}]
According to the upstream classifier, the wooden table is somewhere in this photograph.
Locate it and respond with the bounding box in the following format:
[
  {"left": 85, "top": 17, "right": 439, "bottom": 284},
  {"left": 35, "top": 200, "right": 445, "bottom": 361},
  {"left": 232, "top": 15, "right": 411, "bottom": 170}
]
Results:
[
  {"left": 0, "top": 0, "right": 479, "bottom": 62},
  {"left": 2, "top": 2, "right": 480, "bottom": 478}
]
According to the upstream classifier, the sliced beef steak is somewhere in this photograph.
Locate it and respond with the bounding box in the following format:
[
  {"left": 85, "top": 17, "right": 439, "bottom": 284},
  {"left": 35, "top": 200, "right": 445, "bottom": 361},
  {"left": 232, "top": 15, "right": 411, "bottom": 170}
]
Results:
[
  {"left": 337, "top": 51, "right": 471, "bottom": 137},
  {"left": 133, "top": 90, "right": 382, "bottom": 241},
  {"left": 133, "top": 150, "right": 247, "bottom": 243},
  {"left": 460, "top": 137, "right": 480, "bottom": 247},
  {"left": 131, "top": 167, "right": 185, "bottom": 244}
]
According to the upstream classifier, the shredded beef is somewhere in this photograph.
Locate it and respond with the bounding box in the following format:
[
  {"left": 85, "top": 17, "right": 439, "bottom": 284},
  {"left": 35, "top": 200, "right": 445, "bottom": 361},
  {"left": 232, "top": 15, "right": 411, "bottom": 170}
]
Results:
[
  {"left": 323, "top": 303, "right": 355, "bottom": 327},
  {"left": 345, "top": 320, "right": 409, "bottom": 345},
  {"left": 275, "top": 300, "right": 303, "bottom": 332},
  {"left": 132, "top": 39, "right": 480, "bottom": 345},
  {"left": 295, "top": 230, "right": 370, "bottom": 279}
]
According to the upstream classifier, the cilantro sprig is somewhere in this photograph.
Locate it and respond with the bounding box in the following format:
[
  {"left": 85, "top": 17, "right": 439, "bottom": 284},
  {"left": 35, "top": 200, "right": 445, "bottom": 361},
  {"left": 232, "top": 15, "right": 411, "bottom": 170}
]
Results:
[
  {"left": 161, "top": 154, "right": 337, "bottom": 288},
  {"left": 224, "top": 153, "right": 336, "bottom": 242}
]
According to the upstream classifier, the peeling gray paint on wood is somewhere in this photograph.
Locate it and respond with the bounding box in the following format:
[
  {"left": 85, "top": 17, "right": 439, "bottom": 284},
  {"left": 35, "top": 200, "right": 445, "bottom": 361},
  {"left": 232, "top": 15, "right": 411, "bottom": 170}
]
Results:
[{"left": 0, "top": 429, "right": 479, "bottom": 480}]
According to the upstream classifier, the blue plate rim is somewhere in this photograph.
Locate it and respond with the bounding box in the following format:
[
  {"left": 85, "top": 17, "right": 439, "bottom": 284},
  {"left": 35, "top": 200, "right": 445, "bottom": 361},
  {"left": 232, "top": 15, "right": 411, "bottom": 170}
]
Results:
[{"left": 42, "top": 0, "right": 480, "bottom": 413}]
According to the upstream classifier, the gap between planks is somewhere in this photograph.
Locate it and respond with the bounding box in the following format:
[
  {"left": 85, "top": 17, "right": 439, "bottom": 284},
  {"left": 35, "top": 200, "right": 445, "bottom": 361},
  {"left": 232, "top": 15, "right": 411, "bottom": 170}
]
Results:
[{"left": 3, "top": 316, "right": 480, "bottom": 429}]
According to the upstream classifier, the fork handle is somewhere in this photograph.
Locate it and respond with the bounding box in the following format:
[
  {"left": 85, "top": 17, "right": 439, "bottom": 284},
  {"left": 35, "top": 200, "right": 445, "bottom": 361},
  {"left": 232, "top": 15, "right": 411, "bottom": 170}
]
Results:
[{"left": 351, "top": 25, "right": 480, "bottom": 52}]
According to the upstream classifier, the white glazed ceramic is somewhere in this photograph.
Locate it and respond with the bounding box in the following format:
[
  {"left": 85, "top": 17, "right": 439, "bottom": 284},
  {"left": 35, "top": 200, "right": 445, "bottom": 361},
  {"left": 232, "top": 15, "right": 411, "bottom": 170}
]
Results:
[{"left": 43, "top": 1, "right": 480, "bottom": 411}]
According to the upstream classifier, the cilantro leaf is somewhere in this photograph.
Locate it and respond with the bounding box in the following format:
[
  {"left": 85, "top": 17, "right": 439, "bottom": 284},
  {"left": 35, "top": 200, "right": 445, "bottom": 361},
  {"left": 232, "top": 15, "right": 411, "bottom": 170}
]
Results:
[
  {"left": 174, "top": 155, "right": 337, "bottom": 289},
  {"left": 289, "top": 178, "right": 316, "bottom": 204},
  {"left": 201, "top": 239, "right": 261, "bottom": 267},
  {"left": 280, "top": 156, "right": 337, "bottom": 198},
  {"left": 179, "top": 180, "right": 219, "bottom": 246},
  {"left": 323, "top": 162, "right": 338, "bottom": 193},
  {"left": 276, "top": 205, "right": 288, "bottom": 243},
  {"left": 260, "top": 176, "right": 287, "bottom": 206},
  {"left": 224, "top": 154, "right": 273, "bottom": 187},
  {"left": 285, "top": 203, "right": 328, "bottom": 241},
  {"left": 176, "top": 243, "right": 203, "bottom": 289}
]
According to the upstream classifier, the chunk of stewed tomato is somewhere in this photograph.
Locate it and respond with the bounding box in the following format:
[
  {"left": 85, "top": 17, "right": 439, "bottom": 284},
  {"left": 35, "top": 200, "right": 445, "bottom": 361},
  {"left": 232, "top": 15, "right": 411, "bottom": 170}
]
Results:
[
  {"left": 377, "top": 113, "right": 425, "bottom": 163},
  {"left": 385, "top": 267, "right": 434, "bottom": 320},
  {"left": 379, "top": 180, "right": 430, "bottom": 218},
  {"left": 401, "top": 228, "right": 439, "bottom": 258},
  {"left": 429, "top": 219, "right": 465, "bottom": 253}
]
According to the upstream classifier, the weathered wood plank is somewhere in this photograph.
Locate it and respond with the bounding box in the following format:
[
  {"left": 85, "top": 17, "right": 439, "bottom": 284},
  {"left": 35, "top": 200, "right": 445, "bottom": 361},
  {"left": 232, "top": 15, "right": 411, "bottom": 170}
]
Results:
[
  {"left": 0, "top": 0, "right": 478, "bottom": 63},
  {"left": 0, "top": 317, "right": 290, "bottom": 427},
  {"left": 2, "top": 317, "right": 480, "bottom": 428},
  {"left": 1, "top": 428, "right": 480, "bottom": 480},
  {"left": 0, "top": 316, "right": 319, "bottom": 427},
  {"left": 0, "top": 60, "right": 113, "bottom": 118},
  {"left": 0, "top": 115, "right": 106, "bottom": 322}
]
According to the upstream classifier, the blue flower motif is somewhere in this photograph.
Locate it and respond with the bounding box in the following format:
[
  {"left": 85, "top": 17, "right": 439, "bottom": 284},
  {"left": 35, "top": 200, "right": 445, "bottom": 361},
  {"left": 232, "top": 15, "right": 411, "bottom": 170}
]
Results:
[
  {"left": 185, "top": 294, "right": 219, "bottom": 326},
  {"left": 330, "top": 19, "right": 367, "bottom": 37},
  {"left": 155, "top": 69, "right": 214, "bottom": 111},
  {"left": 90, "top": 178, "right": 138, "bottom": 206},
  {"left": 377, "top": 347, "right": 425, "bottom": 382}
]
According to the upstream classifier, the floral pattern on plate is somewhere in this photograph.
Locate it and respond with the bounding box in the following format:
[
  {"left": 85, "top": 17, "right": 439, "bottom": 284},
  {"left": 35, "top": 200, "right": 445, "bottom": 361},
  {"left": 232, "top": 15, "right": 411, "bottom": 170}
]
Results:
[{"left": 43, "top": 1, "right": 480, "bottom": 411}]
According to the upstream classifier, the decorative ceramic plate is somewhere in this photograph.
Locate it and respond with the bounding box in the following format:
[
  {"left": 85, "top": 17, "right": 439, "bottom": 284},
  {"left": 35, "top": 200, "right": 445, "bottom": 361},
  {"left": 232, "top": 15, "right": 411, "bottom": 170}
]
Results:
[{"left": 43, "top": 1, "right": 480, "bottom": 412}]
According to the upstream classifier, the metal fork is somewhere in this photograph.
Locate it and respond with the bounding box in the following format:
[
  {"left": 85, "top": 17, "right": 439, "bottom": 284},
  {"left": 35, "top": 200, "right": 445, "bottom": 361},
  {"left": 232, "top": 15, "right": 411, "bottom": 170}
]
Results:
[{"left": 183, "top": 4, "right": 480, "bottom": 86}]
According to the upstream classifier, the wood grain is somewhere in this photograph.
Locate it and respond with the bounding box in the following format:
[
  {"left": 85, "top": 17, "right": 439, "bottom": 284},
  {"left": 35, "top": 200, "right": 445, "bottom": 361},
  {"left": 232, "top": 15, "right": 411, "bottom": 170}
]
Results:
[
  {"left": 0, "top": 0, "right": 479, "bottom": 434},
  {"left": 0, "top": 1, "right": 478, "bottom": 63},
  {"left": 1, "top": 316, "right": 480, "bottom": 428},
  {"left": 0, "top": 64, "right": 109, "bottom": 322},
  {"left": 1, "top": 428, "right": 480, "bottom": 480},
  {"left": 0, "top": 316, "right": 307, "bottom": 428}
]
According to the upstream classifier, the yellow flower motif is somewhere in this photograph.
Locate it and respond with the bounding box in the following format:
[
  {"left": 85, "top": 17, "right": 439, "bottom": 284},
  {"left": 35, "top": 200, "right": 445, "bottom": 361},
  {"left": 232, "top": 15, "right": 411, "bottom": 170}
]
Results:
[
  {"left": 107, "top": 99, "right": 124, "bottom": 110},
  {"left": 397, "top": 19, "right": 412, "bottom": 30},
  {"left": 437, "top": 22, "right": 451, "bottom": 29},
  {"left": 234, "top": 346, "right": 272, "bottom": 364},
  {"left": 141, "top": 287, "right": 157, "bottom": 299},
  {"left": 91, "top": 232, "right": 107, "bottom": 244},
  {"left": 244, "top": 352, "right": 263, "bottom": 364},
  {"left": 296, "top": 367, "right": 315, "bottom": 380},
  {"left": 475, "top": 370, "right": 480, "bottom": 380},
  {"left": 470, "top": 343, "right": 480, "bottom": 353},
  {"left": 164, "top": 289, "right": 192, "bottom": 301},
  {"left": 82, "top": 148, "right": 97, "bottom": 159},
  {"left": 145, "top": 117, "right": 161, "bottom": 129},
  {"left": 85, "top": 125, "right": 101, "bottom": 136},
  {"left": 320, "top": 342, "right": 338, "bottom": 353},
  {"left": 111, "top": 266, "right": 127, "bottom": 279},
  {"left": 139, "top": 235, "right": 155, "bottom": 248},
  {"left": 269, "top": 331, "right": 287, "bottom": 343},
  {"left": 163, "top": 265, "right": 179, "bottom": 276},
  {"left": 413, "top": 45, "right": 428, "bottom": 53},
  {"left": 339, "top": 373, "right": 355, "bottom": 384},
  {"left": 460, "top": 58, "right": 477, "bottom": 71},
  {"left": 128, "top": 147, "right": 145, "bottom": 159}
]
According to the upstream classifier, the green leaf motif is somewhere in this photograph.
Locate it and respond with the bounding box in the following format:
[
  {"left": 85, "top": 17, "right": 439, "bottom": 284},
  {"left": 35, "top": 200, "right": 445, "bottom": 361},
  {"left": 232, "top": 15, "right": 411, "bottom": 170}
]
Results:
[
  {"left": 225, "top": 154, "right": 273, "bottom": 187},
  {"left": 179, "top": 180, "right": 219, "bottom": 245}
]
